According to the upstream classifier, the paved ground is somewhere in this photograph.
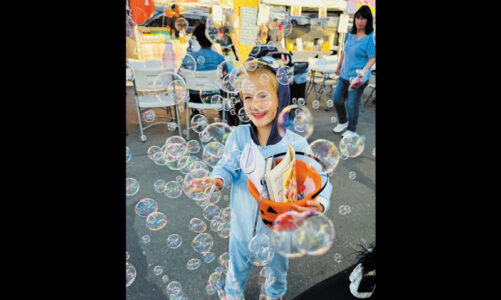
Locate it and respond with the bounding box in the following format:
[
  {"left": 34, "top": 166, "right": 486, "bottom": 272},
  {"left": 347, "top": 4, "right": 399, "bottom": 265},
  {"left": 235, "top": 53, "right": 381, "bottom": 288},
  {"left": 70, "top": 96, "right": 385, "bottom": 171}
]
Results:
[{"left": 125, "top": 75, "right": 375, "bottom": 300}]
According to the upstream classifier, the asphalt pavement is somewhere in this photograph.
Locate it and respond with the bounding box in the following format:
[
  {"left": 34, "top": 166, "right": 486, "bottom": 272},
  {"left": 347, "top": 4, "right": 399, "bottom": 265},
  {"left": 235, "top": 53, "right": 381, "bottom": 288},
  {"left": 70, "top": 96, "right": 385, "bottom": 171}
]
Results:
[{"left": 125, "top": 75, "right": 375, "bottom": 300}]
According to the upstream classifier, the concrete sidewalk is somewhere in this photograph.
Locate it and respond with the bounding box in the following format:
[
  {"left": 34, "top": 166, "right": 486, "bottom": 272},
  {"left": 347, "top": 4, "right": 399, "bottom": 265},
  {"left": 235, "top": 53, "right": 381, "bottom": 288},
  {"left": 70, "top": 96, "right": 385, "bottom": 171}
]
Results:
[{"left": 125, "top": 79, "right": 375, "bottom": 300}]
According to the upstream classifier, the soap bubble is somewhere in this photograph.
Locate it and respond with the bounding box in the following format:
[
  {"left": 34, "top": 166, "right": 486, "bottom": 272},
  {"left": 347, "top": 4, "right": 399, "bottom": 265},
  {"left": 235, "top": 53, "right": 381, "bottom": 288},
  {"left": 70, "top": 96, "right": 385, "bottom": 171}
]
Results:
[
  {"left": 251, "top": 90, "right": 273, "bottom": 112},
  {"left": 210, "top": 215, "right": 223, "bottom": 232},
  {"left": 308, "top": 139, "right": 341, "bottom": 174},
  {"left": 165, "top": 153, "right": 191, "bottom": 171},
  {"left": 205, "top": 284, "right": 217, "bottom": 295},
  {"left": 276, "top": 66, "right": 293, "bottom": 85},
  {"left": 199, "top": 83, "right": 221, "bottom": 105},
  {"left": 126, "top": 251, "right": 130, "bottom": 261},
  {"left": 237, "top": 107, "right": 250, "bottom": 123},
  {"left": 126, "top": 262, "right": 137, "bottom": 287},
  {"left": 259, "top": 73, "right": 270, "bottom": 86},
  {"left": 168, "top": 122, "right": 177, "bottom": 131},
  {"left": 189, "top": 217, "right": 207, "bottom": 233},
  {"left": 297, "top": 98, "right": 306, "bottom": 107},
  {"left": 135, "top": 198, "right": 158, "bottom": 217},
  {"left": 186, "top": 258, "right": 202, "bottom": 271},
  {"left": 164, "top": 181, "right": 183, "bottom": 199},
  {"left": 244, "top": 57, "right": 258, "bottom": 71},
  {"left": 126, "top": 178, "right": 140, "bottom": 196},
  {"left": 147, "top": 146, "right": 161, "bottom": 160},
  {"left": 247, "top": 233, "right": 275, "bottom": 266},
  {"left": 175, "top": 17, "right": 189, "bottom": 32},
  {"left": 340, "top": 152, "right": 349, "bottom": 160},
  {"left": 192, "top": 233, "right": 214, "bottom": 254},
  {"left": 330, "top": 116, "right": 337, "bottom": 123},
  {"left": 209, "top": 189, "right": 222, "bottom": 204},
  {"left": 191, "top": 114, "right": 209, "bottom": 135},
  {"left": 164, "top": 136, "right": 188, "bottom": 159},
  {"left": 153, "top": 72, "right": 187, "bottom": 104},
  {"left": 199, "top": 122, "right": 233, "bottom": 144},
  {"left": 167, "top": 233, "right": 182, "bottom": 249},
  {"left": 182, "top": 168, "right": 216, "bottom": 201},
  {"left": 187, "top": 140, "right": 201, "bottom": 153},
  {"left": 219, "top": 252, "right": 230, "bottom": 270},
  {"left": 216, "top": 60, "right": 248, "bottom": 93},
  {"left": 220, "top": 206, "right": 232, "bottom": 223},
  {"left": 143, "top": 109, "right": 156, "bottom": 122},
  {"left": 162, "top": 275, "right": 169, "bottom": 283},
  {"left": 180, "top": 53, "right": 197, "bottom": 71},
  {"left": 167, "top": 281, "right": 182, "bottom": 294},
  {"left": 223, "top": 195, "right": 229, "bottom": 201},
  {"left": 176, "top": 175, "right": 184, "bottom": 183},
  {"left": 197, "top": 55, "right": 205, "bottom": 66},
  {"left": 203, "top": 204, "right": 221, "bottom": 221},
  {"left": 153, "top": 179, "right": 167, "bottom": 193},
  {"left": 126, "top": 146, "right": 132, "bottom": 162},
  {"left": 334, "top": 252, "right": 342, "bottom": 263},
  {"left": 292, "top": 212, "right": 335, "bottom": 256},
  {"left": 153, "top": 265, "right": 163, "bottom": 276},
  {"left": 241, "top": 79, "right": 257, "bottom": 95},
  {"left": 217, "top": 222, "right": 230, "bottom": 239},
  {"left": 205, "top": 10, "right": 236, "bottom": 49},
  {"left": 202, "top": 141, "right": 225, "bottom": 167},
  {"left": 142, "top": 234, "right": 151, "bottom": 245},
  {"left": 208, "top": 271, "right": 225, "bottom": 292},
  {"left": 277, "top": 105, "right": 314, "bottom": 139},
  {"left": 203, "top": 251, "right": 216, "bottom": 263},
  {"left": 326, "top": 99, "right": 334, "bottom": 108},
  {"left": 145, "top": 211, "right": 168, "bottom": 231},
  {"left": 372, "top": 148, "right": 375, "bottom": 157},
  {"left": 291, "top": 97, "right": 297, "bottom": 104},
  {"left": 312, "top": 100, "right": 320, "bottom": 109},
  {"left": 348, "top": 171, "right": 357, "bottom": 180},
  {"left": 339, "top": 134, "right": 365, "bottom": 158},
  {"left": 209, "top": 94, "right": 225, "bottom": 108},
  {"left": 278, "top": 19, "right": 293, "bottom": 37}
]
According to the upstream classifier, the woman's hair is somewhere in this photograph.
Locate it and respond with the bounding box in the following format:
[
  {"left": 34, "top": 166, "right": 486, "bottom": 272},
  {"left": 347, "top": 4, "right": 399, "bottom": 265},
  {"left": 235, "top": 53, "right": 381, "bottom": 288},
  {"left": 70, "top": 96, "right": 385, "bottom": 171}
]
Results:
[
  {"left": 350, "top": 5, "right": 374, "bottom": 35},
  {"left": 192, "top": 22, "right": 212, "bottom": 48},
  {"left": 239, "top": 65, "right": 278, "bottom": 100}
]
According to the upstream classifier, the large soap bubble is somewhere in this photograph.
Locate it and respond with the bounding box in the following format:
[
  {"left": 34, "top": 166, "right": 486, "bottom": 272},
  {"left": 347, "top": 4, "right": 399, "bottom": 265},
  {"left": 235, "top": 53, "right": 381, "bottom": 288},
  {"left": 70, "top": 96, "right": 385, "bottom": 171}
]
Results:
[
  {"left": 292, "top": 211, "right": 335, "bottom": 256},
  {"left": 216, "top": 60, "right": 248, "bottom": 94},
  {"left": 247, "top": 233, "right": 275, "bottom": 266},
  {"left": 339, "top": 134, "right": 365, "bottom": 158},
  {"left": 145, "top": 211, "right": 168, "bottom": 231},
  {"left": 167, "top": 233, "right": 182, "bottom": 249},
  {"left": 276, "top": 66, "right": 294, "bottom": 86},
  {"left": 199, "top": 122, "right": 233, "bottom": 145},
  {"left": 135, "top": 198, "right": 158, "bottom": 217},
  {"left": 126, "top": 178, "right": 140, "bottom": 197},
  {"left": 202, "top": 141, "right": 225, "bottom": 167},
  {"left": 191, "top": 114, "right": 209, "bottom": 134},
  {"left": 164, "top": 181, "right": 183, "bottom": 199},
  {"left": 189, "top": 217, "right": 207, "bottom": 233},
  {"left": 192, "top": 232, "right": 214, "bottom": 254},
  {"left": 308, "top": 139, "right": 341, "bottom": 174},
  {"left": 205, "top": 9, "right": 236, "bottom": 49},
  {"left": 203, "top": 204, "right": 221, "bottom": 221},
  {"left": 153, "top": 72, "right": 188, "bottom": 104},
  {"left": 175, "top": 17, "right": 189, "bottom": 32},
  {"left": 126, "top": 262, "right": 137, "bottom": 287},
  {"left": 277, "top": 105, "right": 314, "bottom": 139},
  {"left": 182, "top": 168, "right": 216, "bottom": 201}
]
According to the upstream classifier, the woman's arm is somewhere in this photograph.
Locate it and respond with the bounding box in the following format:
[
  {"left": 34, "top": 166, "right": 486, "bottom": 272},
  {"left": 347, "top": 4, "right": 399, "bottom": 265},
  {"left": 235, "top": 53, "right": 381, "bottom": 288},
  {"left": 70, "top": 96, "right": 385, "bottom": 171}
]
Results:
[{"left": 336, "top": 50, "right": 344, "bottom": 76}]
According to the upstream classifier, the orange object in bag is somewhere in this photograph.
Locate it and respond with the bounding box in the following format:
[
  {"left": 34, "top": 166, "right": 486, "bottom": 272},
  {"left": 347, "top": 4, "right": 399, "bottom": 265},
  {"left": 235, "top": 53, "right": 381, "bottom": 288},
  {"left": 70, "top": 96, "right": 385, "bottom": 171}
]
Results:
[{"left": 129, "top": 0, "right": 156, "bottom": 25}]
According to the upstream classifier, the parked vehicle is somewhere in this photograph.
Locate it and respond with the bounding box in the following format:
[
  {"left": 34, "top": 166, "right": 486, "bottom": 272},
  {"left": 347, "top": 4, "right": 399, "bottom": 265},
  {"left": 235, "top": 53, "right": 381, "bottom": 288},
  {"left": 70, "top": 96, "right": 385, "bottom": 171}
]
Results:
[
  {"left": 141, "top": 6, "right": 209, "bottom": 32},
  {"left": 290, "top": 15, "right": 310, "bottom": 26}
]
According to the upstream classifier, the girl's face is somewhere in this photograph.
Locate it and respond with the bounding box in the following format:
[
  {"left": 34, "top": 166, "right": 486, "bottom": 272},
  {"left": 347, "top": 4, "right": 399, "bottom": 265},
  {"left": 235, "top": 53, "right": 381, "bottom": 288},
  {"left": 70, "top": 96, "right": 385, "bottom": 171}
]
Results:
[
  {"left": 355, "top": 16, "right": 367, "bottom": 31},
  {"left": 243, "top": 71, "right": 279, "bottom": 129}
]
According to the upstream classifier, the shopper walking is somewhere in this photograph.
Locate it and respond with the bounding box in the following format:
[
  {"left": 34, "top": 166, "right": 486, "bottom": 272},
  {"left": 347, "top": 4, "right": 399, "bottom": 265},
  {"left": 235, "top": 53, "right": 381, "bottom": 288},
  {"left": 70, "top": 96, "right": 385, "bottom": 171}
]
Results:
[{"left": 332, "top": 5, "right": 375, "bottom": 137}]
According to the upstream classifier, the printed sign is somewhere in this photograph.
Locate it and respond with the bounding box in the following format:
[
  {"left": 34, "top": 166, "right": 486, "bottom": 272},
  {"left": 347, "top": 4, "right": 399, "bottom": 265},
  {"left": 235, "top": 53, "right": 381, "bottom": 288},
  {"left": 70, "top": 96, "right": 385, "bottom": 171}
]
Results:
[
  {"left": 319, "top": 7, "right": 327, "bottom": 19},
  {"left": 291, "top": 6, "right": 302, "bottom": 17}
]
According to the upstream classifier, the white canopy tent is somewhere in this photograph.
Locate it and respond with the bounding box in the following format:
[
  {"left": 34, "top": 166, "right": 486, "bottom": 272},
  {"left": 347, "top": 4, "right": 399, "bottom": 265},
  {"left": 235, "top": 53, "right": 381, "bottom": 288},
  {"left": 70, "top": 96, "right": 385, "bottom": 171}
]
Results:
[{"left": 261, "top": 0, "right": 347, "bottom": 11}]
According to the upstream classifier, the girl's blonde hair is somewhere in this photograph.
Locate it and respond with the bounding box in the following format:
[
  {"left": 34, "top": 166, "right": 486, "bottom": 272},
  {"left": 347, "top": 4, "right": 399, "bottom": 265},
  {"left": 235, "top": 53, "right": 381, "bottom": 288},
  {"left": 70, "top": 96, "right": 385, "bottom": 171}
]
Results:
[{"left": 242, "top": 64, "right": 278, "bottom": 96}]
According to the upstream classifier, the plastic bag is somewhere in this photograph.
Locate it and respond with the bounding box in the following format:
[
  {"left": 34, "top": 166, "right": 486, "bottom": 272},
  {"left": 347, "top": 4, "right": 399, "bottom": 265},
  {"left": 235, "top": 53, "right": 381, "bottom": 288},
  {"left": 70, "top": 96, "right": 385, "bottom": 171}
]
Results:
[{"left": 349, "top": 68, "right": 369, "bottom": 90}]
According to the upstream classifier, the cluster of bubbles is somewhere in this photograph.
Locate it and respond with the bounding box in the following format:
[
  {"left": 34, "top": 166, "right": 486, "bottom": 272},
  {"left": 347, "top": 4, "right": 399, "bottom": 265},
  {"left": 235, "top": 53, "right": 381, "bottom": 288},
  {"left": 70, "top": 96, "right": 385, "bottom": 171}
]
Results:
[{"left": 338, "top": 205, "right": 352, "bottom": 216}]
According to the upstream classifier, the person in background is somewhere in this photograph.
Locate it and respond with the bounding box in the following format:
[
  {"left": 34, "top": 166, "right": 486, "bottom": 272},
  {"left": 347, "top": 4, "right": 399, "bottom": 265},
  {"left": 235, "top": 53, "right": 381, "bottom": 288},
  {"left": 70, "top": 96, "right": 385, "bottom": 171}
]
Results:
[
  {"left": 331, "top": 5, "right": 375, "bottom": 137},
  {"left": 165, "top": 4, "right": 181, "bottom": 39}
]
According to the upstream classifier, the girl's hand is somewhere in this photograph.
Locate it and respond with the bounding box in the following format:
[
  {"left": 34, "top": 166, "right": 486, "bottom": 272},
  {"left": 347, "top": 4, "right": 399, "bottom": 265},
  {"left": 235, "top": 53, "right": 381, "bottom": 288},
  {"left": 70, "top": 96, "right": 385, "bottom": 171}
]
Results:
[
  {"left": 292, "top": 200, "right": 325, "bottom": 213},
  {"left": 214, "top": 178, "right": 224, "bottom": 190}
]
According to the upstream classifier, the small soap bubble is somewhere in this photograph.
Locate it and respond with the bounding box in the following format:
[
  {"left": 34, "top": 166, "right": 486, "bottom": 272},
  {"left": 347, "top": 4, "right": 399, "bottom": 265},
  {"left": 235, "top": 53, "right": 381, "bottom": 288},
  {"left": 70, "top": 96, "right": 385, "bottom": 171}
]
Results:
[
  {"left": 126, "top": 262, "right": 137, "bottom": 288},
  {"left": 217, "top": 222, "right": 230, "bottom": 239},
  {"left": 187, "top": 140, "right": 201, "bottom": 153},
  {"left": 205, "top": 284, "right": 217, "bottom": 295},
  {"left": 126, "top": 251, "right": 130, "bottom": 261},
  {"left": 176, "top": 175, "right": 184, "bottom": 183},
  {"left": 372, "top": 147, "right": 375, "bottom": 157},
  {"left": 153, "top": 179, "right": 167, "bottom": 193},
  {"left": 331, "top": 116, "right": 337, "bottom": 123},
  {"left": 192, "top": 233, "right": 214, "bottom": 255},
  {"left": 186, "top": 258, "right": 202, "bottom": 271},
  {"left": 247, "top": 233, "right": 275, "bottom": 266},
  {"left": 143, "top": 109, "right": 156, "bottom": 122},
  {"left": 291, "top": 98, "right": 297, "bottom": 104},
  {"left": 189, "top": 218, "right": 207, "bottom": 233},
  {"left": 203, "top": 252, "right": 216, "bottom": 263},
  {"left": 202, "top": 141, "right": 225, "bottom": 167},
  {"left": 312, "top": 100, "right": 320, "bottom": 109},
  {"left": 142, "top": 234, "right": 151, "bottom": 245},
  {"left": 210, "top": 215, "right": 223, "bottom": 233},
  {"left": 162, "top": 275, "right": 169, "bottom": 283},
  {"left": 203, "top": 204, "right": 221, "bottom": 221},
  {"left": 145, "top": 212, "right": 168, "bottom": 231},
  {"left": 126, "top": 178, "right": 140, "bottom": 197},
  {"left": 297, "top": 98, "right": 305, "bottom": 107},
  {"left": 167, "top": 233, "right": 182, "bottom": 249},
  {"left": 348, "top": 171, "right": 357, "bottom": 180},
  {"left": 219, "top": 252, "right": 230, "bottom": 270},
  {"left": 209, "top": 189, "right": 222, "bottom": 204},
  {"left": 153, "top": 265, "right": 163, "bottom": 276},
  {"left": 126, "top": 146, "right": 132, "bottom": 162},
  {"left": 220, "top": 207, "right": 232, "bottom": 223},
  {"left": 259, "top": 73, "right": 270, "bottom": 86},
  {"left": 197, "top": 55, "right": 205, "bottom": 66},
  {"left": 135, "top": 198, "right": 158, "bottom": 217},
  {"left": 166, "top": 281, "right": 182, "bottom": 294},
  {"left": 190, "top": 114, "right": 208, "bottom": 134},
  {"left": 168, "top": 122, "right": 177, "bottom": 131},
  {"left": 340, "top": 152, "right": 349, "bottom": 160},
  {"left": 339, "top": 134, "right": 365, "bottom": 158},
  {"left": 334, "top": 252, "right": 342, "bottom": 263},
  {"left": 147, "top": 146, "right": 161, "bottom": 160},
  {"left": 276, "top": 66, "right": 293, "bottom": 85},
  {"left": 223, "top": 195, "right": 229, "bottom": 201},
  {"left": 237, "top": 107, "right": 250, "bottom": 123},
  {"left": 326, "top": 100, "right": 334, "bottom": 108},
  {"left": 164, "top": 181, "right": 183, "bottom": 199}
]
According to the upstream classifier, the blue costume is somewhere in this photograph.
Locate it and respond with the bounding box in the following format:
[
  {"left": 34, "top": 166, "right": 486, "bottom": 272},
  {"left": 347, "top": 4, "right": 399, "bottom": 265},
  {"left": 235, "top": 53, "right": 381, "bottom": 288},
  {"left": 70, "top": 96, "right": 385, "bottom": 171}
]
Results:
[{"left": 211, "top": 56, "right": 333, "bottom": 298}]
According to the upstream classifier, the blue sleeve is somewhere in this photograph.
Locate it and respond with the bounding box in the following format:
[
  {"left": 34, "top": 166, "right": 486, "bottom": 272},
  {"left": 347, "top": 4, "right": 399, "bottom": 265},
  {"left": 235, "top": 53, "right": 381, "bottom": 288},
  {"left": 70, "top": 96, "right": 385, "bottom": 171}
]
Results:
[
  {"left": 366, "top": 33, "right": 376, "bottom": 58},
  {"left": 210, "top": 128, "right": 241, "bottom": 188}
]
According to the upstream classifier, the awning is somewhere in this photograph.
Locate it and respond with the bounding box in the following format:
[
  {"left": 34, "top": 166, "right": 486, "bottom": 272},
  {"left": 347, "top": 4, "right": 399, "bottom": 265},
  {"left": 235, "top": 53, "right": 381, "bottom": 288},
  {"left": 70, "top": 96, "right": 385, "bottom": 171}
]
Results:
[{"left": 261, "top": 0, "right": 347, "bottom": 11}]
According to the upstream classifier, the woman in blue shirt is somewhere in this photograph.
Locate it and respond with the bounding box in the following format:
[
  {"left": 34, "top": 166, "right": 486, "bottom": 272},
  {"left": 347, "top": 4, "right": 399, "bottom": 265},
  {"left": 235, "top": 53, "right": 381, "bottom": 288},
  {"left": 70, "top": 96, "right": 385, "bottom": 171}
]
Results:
[{"left": 332, "top": 5, "right": 375, "bottom": 137}]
